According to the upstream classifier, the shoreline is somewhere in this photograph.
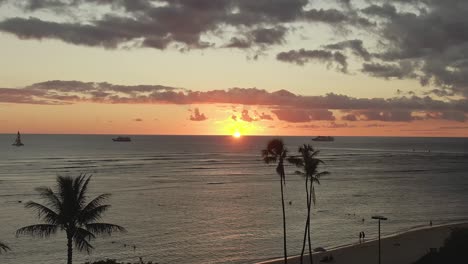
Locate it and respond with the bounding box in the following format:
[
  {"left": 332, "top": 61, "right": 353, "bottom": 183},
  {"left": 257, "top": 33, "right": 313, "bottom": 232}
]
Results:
[{"left": 256, "top": 221, "right": 468, "bottom": 264}]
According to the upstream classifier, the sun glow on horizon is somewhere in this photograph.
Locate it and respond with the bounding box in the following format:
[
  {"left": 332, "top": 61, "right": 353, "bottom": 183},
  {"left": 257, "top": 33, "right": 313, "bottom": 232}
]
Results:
[{"left": 233, "top": 131, "right": 241, "bottom": 138}]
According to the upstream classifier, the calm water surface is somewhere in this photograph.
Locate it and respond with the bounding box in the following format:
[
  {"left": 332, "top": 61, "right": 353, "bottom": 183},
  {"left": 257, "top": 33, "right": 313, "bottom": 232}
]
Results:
[{"left": 1, "top": 135, "right": 467, "bottom": 264}]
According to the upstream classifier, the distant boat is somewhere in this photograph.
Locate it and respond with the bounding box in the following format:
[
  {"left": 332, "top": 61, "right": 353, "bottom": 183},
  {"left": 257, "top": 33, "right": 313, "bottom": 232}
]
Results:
[
  {"left": 312, "top": 136, "right": 334, "bottom": 142},
  {"left": 12, "top": 131, "right": 24, "bottom": 146},
  {"left": 112, "top": 136, "right": 131, "bottom": 142}
]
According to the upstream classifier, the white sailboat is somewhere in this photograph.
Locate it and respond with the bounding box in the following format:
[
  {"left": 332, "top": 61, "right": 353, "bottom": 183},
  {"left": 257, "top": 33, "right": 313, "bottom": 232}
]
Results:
[{"left": 12, "top": 131, "right": 24, "bottom": 146}]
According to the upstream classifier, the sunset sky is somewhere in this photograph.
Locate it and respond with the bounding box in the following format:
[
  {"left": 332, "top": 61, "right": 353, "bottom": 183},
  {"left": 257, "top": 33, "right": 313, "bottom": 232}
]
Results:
[{"left": 1, "top": 0, "right": 467, "bottom": 136}]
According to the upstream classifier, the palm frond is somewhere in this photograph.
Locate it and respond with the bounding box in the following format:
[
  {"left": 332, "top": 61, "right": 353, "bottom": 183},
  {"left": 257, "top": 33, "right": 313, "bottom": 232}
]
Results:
[
  {"left": 78, "top": 205, "right": 111, "bottom": 224},
  {"left": 294, "top": 170, "right": 305, "bottom": 176},
  {"left": 0, "top": 241, "right": 10, "bottom": 253},
  {"left": 312, "top": 177, "right": 321, "bottom": 185},
  {"left": 81, "top": 194, "right": 111, "bottom": 213},
  {"left": 310, "top": 150, "right": 320, "bottom": 158},
  {"left": 24, "top": 201, "right": 59, "bottom": 224},
  {"left": 57, "top": 175, "right": 78, "bottom": 215},
  {"left": 287, "top": 156, "right": 303, "bottom": 167},
  {"left": 275, "top": 163, "right": 285, "bottom": 177},
  {"left": 85, "top": 223, "right": 126, "bottom": 236},
  {"left": 263, "top": 156, "right": 277, "bottom": 164},
  {"left": 76, "top": 174, "right": 92, "bottom": 209},
  {"left": 266, "top": 138, "right": 284, "bottom": 156},
  {"left": 315, "top": 171, "right": 330, "bottom": 180},
  {"left": 312, "top": 171, "right": 329, "bottom": 184},
  {"left": 16, "top": 224, "right": 58, "bottom": 238},
  {"left": 35, "top": 187, "right": 62, "bottom": 212},
  {"left": 56, "top": 175, "right": 73, "bottom": 200},
  {"left": 73, "top": 228, "right": 95, "bottom": 253}
]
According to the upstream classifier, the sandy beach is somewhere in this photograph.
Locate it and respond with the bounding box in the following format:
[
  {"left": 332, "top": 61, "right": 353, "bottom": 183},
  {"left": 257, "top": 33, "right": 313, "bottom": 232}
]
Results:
[{"left": 257, "top": 222, "right": 468, "bottom": 264}]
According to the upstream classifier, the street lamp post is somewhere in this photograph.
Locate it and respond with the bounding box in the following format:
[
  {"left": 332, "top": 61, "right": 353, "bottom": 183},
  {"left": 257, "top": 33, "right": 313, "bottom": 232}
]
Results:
[{"left": 372, "top": 215, "right": 388, "bottom": 264}]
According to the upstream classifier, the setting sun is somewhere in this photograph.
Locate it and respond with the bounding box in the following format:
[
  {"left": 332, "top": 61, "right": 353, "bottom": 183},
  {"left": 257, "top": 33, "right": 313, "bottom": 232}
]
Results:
[{"left": 233, "top": 131, "right": 241, "bottom": 138}]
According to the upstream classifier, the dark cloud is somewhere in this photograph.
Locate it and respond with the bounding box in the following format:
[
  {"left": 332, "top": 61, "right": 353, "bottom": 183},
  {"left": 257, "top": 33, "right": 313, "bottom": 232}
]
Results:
[
  {"left": 277, "top": 49, "right": 348, "bottom": 72},
  {"left": 0, "top": 17, "right": 137, "bottom": 49},
  {"left": 0, "top": 0, "right": 373, "bottom": 52},
  {"left": 133, "top": 118, "right": 143, "bottom": 122},
  {"left": 241, "top": 109, "right": 255, "bottom": 122},
  {"left": 2, "top": 80, "right": 468, "bottom": 124},
  {"left": 426, "top": 111, "right": 467, "bottom": 122},
  {"left": 189, "top": 108, "right": 208, "bottom": 121},
  {"left": 358, "top": 0, "right": 468, "bottom": 97},
  {"left": 272, "top": 109, "right": 335, "bottom": 122},
  {"left": 237, "top": 109, "right": 274, "bottom": 122},
  {"left": 257, "top": 111, "right": 274, "bottom": 121},
  {"left": 225, "top": 26, "right": 287, "bottom": 49},
  {"left": 2, "top": 1, "right": 468, "bottom": 100},
  {"left": 361, "top": 62, "right": 416, "bottom": 79},
  {"left": 357, "top": 110, "right": 419, "bottom": 122},
  {"left": 251, "top": 26, "right": 287, "bottom": 45},
  {"left": 342, "top": 113, "right": 357, "bottom": 121},
  {"left": 361, "top": 4, "right": 398, "bottom": 19},
  {"left": 324, "top": 39, "right": 371, "bottom": 61},
  {"left": 296, "top": 124, "right": 320, "bottom": 129},
  {"left": 303, "top": 8, "right": 348, "bottom": 23}
]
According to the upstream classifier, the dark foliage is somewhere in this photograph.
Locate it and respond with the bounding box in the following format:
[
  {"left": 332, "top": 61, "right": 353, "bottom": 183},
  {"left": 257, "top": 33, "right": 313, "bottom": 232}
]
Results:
[
  {"left": 17, "top": 174, "right": 126, "bottom": 264},
  {"left": 413, "top": 228, "right": 468, "bottom": 264}
]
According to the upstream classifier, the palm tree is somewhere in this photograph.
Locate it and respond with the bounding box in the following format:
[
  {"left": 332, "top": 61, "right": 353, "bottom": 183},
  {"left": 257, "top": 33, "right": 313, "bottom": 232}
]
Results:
[
  {"left": 16, "top": 174, "right": 126, "bottom": 264},
  {"left": 0, "top": 241, "right": 10, "bottom": 253},
  {"left": 288, "top": 144, "right": 329, "bottom": 264},
  {"left": 262, "top": 138, "right": 289, "bottom": 264}
]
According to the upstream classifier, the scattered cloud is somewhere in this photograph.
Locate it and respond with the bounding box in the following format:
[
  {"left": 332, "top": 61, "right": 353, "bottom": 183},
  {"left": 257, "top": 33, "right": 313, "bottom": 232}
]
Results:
[
  {"left": 324, "top": 39, "right": 371, "bottom": 61},
  {"left": 189, "top": 108, "right": 208, "bottom": 121},
  {"left": 133, "top": 118, "right": 143, "bottom": 122},
  {"left": 257, "top": 111, "right": 274, "bottom": 121},
  {"left": 0, "top": 1, "right": 468, "bottom": 99},
  {"left": 272, "top": 109, "right": 335, "bottom": 123},
  {"left": 277, "top": 49, "right": 348, "bottom": 72},
  {"left": 240, "top": 109, "right": 255, "bottom": 122},
  {"left": 0, "top": 0, "right": 370, "bottom": 52},
  {"left": 1, "top": 80, "right": 467, "bottom": 124}
]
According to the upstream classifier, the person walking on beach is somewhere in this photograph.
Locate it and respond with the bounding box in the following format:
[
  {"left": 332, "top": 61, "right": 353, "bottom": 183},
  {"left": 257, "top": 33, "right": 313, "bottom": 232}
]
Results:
[{"left": 359, "top": 232, "right": 362, "bottom": 243}]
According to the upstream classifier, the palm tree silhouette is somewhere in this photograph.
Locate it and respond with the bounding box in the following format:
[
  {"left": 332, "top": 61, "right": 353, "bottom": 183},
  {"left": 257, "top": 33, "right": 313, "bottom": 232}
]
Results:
[
  {"left": 16, "top": 174, "right": 126, "bottom": 264},
  {"left": 262, "top": 138, "right": 289, "bottom": 264},
  {"left": 0, "top": 241, "right": 10, "bottom": 253},
  {"left": 289, "top": 144, "right": 329, "bottom": 264}
]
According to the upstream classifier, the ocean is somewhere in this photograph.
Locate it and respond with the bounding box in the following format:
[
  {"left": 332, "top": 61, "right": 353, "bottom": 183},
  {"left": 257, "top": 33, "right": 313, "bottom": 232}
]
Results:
[{"left": 1, "top": 135, "right": 467, "bottom": 264}]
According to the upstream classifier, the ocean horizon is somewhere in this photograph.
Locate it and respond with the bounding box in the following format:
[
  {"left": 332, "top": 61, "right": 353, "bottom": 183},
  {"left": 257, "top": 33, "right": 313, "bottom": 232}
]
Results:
[{"left": 1, "top": 135, "right": 468, "bottom": 263}]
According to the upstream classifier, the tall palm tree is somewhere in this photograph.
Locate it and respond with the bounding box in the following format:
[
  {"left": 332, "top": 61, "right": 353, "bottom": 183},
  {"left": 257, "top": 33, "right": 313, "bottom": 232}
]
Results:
[
  {"left": 0, "top": 241, "right": 10, "bottom": 253},
  {"left": 16, "top": 174, "right": 126, "bottom": 264},
  {"left": 289, "top": 144, "right": 329, "bottom": 264},
  {"left": 262, "top": 138, "right": 289, "bottom": 264}
]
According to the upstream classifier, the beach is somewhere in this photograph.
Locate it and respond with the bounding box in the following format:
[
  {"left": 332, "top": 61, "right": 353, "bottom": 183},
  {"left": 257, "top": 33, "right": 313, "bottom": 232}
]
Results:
[{"left": 258, "top": 222, "right": 468, "bottom": 264}]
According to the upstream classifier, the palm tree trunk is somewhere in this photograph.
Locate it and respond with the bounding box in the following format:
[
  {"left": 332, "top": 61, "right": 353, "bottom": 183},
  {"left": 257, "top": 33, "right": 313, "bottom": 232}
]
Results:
[
  {"left": 280, "top": 173, "right": 288, "bottom": 264},
  {"left": 300, "top": 177, "right": 310, "bottom": 264},
  {"left": 307, "top": 180, "right": 313, "bottom": 264},
  {"left": 67, "top": 231, "right": 73, "bottom": 264}
]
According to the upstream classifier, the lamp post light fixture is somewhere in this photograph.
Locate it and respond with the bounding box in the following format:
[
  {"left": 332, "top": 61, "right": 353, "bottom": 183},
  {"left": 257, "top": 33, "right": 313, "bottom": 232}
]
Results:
[{"left": 372, "top": 215, "right": 388, "bottom": 264}]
